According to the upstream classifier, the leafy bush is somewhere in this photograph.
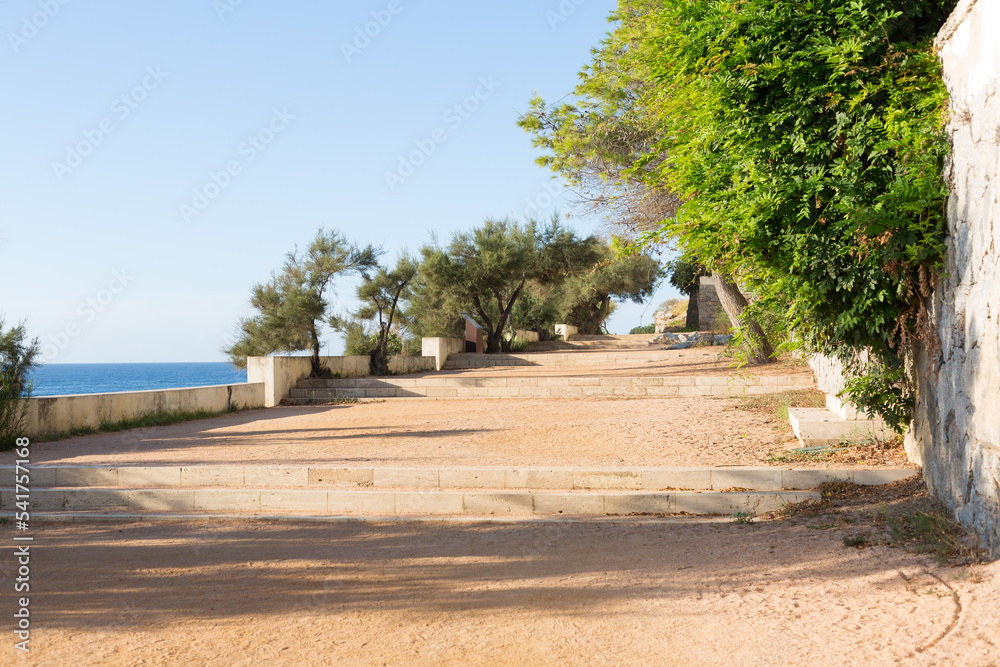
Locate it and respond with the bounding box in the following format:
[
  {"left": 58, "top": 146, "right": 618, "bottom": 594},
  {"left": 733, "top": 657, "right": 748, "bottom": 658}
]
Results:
[
  {"left": 629, "top": 324, "right": 655, "bottom": 335},
  {"left": 1, "top": 319, "right": 40, "bottom": 450},
  {"left": 341, "top": 321, "right": 377, "bottom": 356},
  {"left": 522, "top": 0, "right": 955, "bottom": 427},
  {"left": 642, "top": 0, "right": 954, "bottom": 428}
]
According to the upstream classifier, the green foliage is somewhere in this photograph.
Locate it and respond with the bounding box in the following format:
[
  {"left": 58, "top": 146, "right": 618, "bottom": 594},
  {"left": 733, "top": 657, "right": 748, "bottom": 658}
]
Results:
[
  {"left": 0, "top": 318, "right": 40, "bottom": 450},
  {"left": 413, "top": 217, "right": 600, "bottom": 353},
  {"left": 344, "top": 255, "right": 417, "bottom": 375},
  {"left": 552, "top": 247, "right": 662, "bottom": 334},
  {"left": 341, "top": 320, "right": 377, "bottom": 356},
  {"left": 409, "top": 217, "right": 662, "bottom": 347},
  {"left": 629, "top": 324, "right": 655, "bottom": 335},
  {"left": 665, "top": 256, "right": 706, "bottom": 295},
  {"left": 522, "top": 0, "right": 954, "bottom": 427},
  {"left": 224, "top": 228, "right": 380, "bottom": 377}
]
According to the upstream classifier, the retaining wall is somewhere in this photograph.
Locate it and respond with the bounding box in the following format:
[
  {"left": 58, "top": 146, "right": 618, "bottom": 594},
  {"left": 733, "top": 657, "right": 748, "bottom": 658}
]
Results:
[
  {"left": 247, "top": 355, "right": 438, "bottom": 406},
  {"left": 908, "top": 0, "right": 1000, "bottom": 557},
  {"left": 23, "top": 383, "right": 265, "bottom": 440}
]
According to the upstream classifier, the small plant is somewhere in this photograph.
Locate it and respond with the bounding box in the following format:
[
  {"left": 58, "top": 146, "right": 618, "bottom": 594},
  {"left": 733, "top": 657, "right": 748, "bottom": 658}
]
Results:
[
  {"left": 843, "top": 534, "right": 869, "bottom": 548},
  {"left": 731, "top": 511, "right": 755, "bottom": 525},
  {"left": 38, "top": 404, "right": 255, "bottom": 442},
  {"left": 879, "top": 504, "right": 983, "bottom": 564},
  {"left": 629, "top": 324, "right": 656, "bottom": 335},
  {"left": 1, "top": 318, "right": 40, "bottom": 451}
]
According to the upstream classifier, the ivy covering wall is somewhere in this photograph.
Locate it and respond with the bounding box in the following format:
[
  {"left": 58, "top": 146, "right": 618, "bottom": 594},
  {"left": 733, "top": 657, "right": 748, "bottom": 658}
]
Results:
[{"left": 522, "top": 0, "right": 956, "bottom": 428}]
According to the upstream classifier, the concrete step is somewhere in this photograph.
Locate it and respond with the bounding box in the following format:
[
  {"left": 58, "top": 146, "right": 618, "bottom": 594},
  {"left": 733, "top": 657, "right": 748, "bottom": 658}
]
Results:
[
  {"left": 442, "top": 350, "right": 684, "bottom": 369},
  {"left": 290, "top": 375, "right": 816, "bottom": 399},
  {"left": 525, "top": 341, "right": 662, "bottom": 352},
  {"left": 2, "top": 465, "right": 915, "bottom": 491},
  {"left": 0, "top": 487, "right": 821, "bottom": 516},
  {"left": 570, "top": 334, "right": 660, "bottom": 342},
  {"left": 788, "top": 408, "right": 893, "bottom": 447}
]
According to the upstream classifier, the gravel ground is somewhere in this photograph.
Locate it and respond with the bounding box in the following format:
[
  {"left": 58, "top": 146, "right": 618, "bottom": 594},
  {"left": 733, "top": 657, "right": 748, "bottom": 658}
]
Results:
[{"left": 1, "top": 512, "right": 996, "bottom": 666}]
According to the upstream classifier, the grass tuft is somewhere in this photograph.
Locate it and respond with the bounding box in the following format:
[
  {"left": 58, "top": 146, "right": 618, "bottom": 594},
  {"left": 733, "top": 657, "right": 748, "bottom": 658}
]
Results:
[{"left": 38, "top": 404, "right": 256, "bottom": 442}]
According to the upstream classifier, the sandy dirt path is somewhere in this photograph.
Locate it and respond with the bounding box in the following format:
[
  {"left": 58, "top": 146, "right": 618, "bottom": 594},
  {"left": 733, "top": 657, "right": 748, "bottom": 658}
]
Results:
[
  {"left": 0, "top": 397, "right": 904, "bottom": 470},
  {"left": 1, "top": 518, "right": 996, "bottom": 666}
]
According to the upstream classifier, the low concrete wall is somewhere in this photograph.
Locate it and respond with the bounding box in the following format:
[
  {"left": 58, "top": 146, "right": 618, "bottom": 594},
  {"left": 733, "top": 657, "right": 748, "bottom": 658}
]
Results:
[
  {"left": 908, "top": 0, "right": 1000, "bottom": 557},
  {"left": 421, "top": 338, "right": 464, "bottom": 371},
  {"left": 514, "top": 330, "right": 541, "bottom": 343},
  {"left": 23, "top": 383, "right": 265, "bottom": 440},
  {"left": 554, "top": 324, "right": 578, "bottom": 341},
  {"left": 248, "top": 355, "right": 438, "bottom": 406}
]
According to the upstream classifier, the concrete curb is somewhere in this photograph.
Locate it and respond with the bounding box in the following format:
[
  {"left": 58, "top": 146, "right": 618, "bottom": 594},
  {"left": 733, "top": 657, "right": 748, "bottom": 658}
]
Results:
[
  {"left": 1, "top": 466, "right": 918, "bottom": 491},
  {"left": 0, "top": 488, "right": 821, "bottom": 516}
]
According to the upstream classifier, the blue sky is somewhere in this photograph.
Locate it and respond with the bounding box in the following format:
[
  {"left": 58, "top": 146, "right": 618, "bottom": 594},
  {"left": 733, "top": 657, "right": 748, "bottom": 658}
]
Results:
[{"left": 1, "top": 0, "right": 680, "bottom": 364}]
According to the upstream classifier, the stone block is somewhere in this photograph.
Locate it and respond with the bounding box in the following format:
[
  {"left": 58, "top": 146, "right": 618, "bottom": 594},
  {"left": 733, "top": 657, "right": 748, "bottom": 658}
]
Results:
[
  {"left": 308, "top": 468, "right": 374, "bottom": 487},
  {"left": 853, "top": 470, "right": 918, "bottom": 486},
  {"left": 604, "top": 493, "right": 673, "bottom": 515},
  {"left": 64, "top": 489, "right": 130, "bottom": 510},
  {"left": 463, "top": 492, "right": 534, "bottom": 514},
  {"left": 439, "top": 469, "right": 506, "bottom": 489},
  {"left": 327, "top": 491, "right": 395, "bottom": 513},
  {"left": 193, "top": 490, "right": 260, "bottom": 511},
  {"left": 533, "top": 493, "right": 604, "bottom": 515},
  {"left": 712, "top": 468, "right": 782, "bottom": 491},
  {"left": 781, "top": 469, "right": 851, "bottom": 490},
  {"left": 128, "top": 490, "right": 196, "bottom": 511},
  {"left": 118, "top": 467, "right": 183, "bottom": 487},
  {"left": 181, "top": 467, "right": 244, "bottom": 486},
  {"left": 395, "top": 492, "right": 464, "bottom": 514},
  {"left": 573, "top": 471, "right": 642, "bottom": 490},
  {"left": 644, "top": 386, "right": 680, "bottom": 397},
  {"left": 373, "top": 468, "right": 439, "bottom": 488},
  {"left": 261, "top": 490, "right": 329, "bottom": 513},
  {"left": 22, "top": 467, "right": 56, "bottom": 488},
  {"left": 505, "top": 469, "right": 574, "bottom": 489},
  {"left": 55, "top": 468, "right": 117, "bottom": 487},
  {"left": 244, "top": 467, "right": 309, "bottom": 487},
  {"left": 641, "top": 469, "right": 713, "bottom": 490}
]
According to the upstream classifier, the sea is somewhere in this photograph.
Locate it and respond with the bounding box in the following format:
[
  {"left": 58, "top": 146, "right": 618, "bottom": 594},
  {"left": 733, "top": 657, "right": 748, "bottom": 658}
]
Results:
[{"left": 29, "top": 363, "right": 248, "bottom": 397}]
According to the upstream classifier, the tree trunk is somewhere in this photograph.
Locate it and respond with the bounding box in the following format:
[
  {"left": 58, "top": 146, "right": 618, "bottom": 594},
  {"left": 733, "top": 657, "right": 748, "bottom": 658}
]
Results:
[
  {"left": 309, "top": 323, "right": 328, "bottom": 378},
  {"left": 369, "top": 324, "right": 390, "bottom": 376},
  {"left": 711, "top": 272, "right": 775, "bottom": 365},
  {"left": 685, "top": 282, "right": 700, "bottom": 331}
]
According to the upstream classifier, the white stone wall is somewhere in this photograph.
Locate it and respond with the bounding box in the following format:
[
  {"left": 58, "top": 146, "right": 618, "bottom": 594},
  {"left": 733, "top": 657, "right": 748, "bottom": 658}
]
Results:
[
  {"left": 250, "top": 354, "right": 438, "bottom": 405},
  {"left": 23, "top": 382, "right": 265, "bottom": 439},
  {"left": 909, "top": 0, "right": 1000, "bottom": 557}
]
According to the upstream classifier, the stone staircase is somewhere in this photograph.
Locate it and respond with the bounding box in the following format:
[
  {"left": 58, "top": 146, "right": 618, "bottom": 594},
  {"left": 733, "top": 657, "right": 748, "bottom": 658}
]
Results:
[
  {"left": 442, "top": 349, "right": 683, "bottom": 369},
  {"left": 1, "top": 464, "right": 916, "bottom": 520},
  {"left": 788, "top": 395, "right": 892, "bottom": 447},
  {"left": 525, "top": 333, "right": 660, "bottom": 352},
  {"left": 287, "top": 374, "right": 815, "bottom": 401},
  {"left": 2, "top": 333, "right": 912, "bottom": 525}
]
